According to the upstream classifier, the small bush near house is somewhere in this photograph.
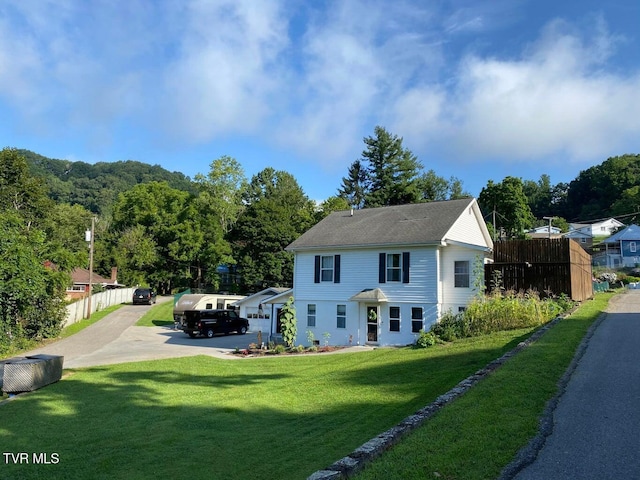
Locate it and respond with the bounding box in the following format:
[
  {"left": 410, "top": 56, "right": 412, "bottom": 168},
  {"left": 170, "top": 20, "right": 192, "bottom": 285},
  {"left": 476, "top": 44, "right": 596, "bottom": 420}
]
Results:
[{"left": 415, "top": 330, "right": 437, "bottom": 348}]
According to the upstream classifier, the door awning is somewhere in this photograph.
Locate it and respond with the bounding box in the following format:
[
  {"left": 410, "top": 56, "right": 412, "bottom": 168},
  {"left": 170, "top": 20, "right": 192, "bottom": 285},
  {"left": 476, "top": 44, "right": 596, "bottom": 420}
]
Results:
[{"left": 349, "top": 288, "right": 388, "bottom": 303}]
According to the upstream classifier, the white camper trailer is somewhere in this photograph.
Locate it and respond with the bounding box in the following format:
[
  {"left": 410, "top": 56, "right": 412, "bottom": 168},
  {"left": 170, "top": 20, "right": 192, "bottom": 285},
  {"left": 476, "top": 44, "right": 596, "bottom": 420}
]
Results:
[{"left": 173, "top": 294, "right": 246, "bottom": 324}]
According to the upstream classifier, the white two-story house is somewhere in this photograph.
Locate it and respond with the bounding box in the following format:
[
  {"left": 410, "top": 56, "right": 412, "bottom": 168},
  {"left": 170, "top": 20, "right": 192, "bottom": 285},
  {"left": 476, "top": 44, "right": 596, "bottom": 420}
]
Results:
[{"left": 286, "top": 198, "right": 493, "bottom": 347}]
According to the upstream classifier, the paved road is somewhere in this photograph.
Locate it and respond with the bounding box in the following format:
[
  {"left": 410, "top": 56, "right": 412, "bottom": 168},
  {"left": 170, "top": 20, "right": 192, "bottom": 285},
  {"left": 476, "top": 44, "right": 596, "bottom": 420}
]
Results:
[
  {"left": 22, "top": 297, "right": 260, "bottom": 368},
  {"left": 512, "top": 289, "right": 640, "bottom": 479}
]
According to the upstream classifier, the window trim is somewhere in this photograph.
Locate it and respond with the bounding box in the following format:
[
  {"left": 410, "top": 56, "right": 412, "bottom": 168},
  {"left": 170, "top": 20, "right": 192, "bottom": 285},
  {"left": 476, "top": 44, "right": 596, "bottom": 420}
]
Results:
[
  {"left": 411, "top": 307, "right": 423, "bottom": 333},
  {"left": 307, "top": 304, "right": 316, "bottom": 327},
  {"left": 454, "top": 260, "right": 470, "bottom": 288},
  {"left": 337, "top": 304, "right": 346, "bottom": 329},
  {"left": 320, "top": 255, "right": 334, "bottom": 282},
  {"left": 379, "top": 252, "right": 410, "bottom": 283},
  {"left": 389, "top": 306, "right": 400, "bottom": 332}
]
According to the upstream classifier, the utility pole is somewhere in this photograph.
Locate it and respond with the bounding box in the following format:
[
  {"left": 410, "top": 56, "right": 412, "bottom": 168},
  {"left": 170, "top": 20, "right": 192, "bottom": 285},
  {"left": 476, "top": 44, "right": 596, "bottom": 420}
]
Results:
[
  {"left": 543, "top": 216, "right": 555, "bottom": 239},
  {"left": 86, "top": 217, "right": 95, "bottom": 319}
]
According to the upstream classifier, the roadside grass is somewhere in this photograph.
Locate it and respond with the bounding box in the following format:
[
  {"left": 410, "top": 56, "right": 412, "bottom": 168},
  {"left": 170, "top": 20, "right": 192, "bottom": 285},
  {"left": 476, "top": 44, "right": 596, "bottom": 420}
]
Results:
[
  {"left": 353, "top": 291, "right": 616, "bottom": 480},
  {"left": 1, "top": 328, "right": 536, "bottom": 480},
  {"left": 135, "top": 300, "right": 174, "bottom": 327}
]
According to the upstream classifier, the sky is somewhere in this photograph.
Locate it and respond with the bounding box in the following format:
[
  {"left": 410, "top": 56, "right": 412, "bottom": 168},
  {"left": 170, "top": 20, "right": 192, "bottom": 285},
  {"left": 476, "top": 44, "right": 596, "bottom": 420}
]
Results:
[{"left": 1, "top": 0, "right": 639, "bottom": 203}]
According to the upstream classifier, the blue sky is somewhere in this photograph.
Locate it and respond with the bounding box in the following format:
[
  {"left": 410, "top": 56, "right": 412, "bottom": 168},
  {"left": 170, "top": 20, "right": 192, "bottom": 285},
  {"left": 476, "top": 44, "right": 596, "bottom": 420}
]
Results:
[{"left": 1, "top": 0, "right": 639, "bottom": 203}]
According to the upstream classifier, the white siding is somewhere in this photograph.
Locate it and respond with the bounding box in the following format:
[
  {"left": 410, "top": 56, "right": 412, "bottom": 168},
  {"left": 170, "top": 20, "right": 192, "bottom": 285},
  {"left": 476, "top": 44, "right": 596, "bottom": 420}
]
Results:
[
  {"left": 292, "top": 247, "right": 441, "bottom": 346},
  {"left": 440, "top": 245, "right": 482, "bottom": 314},
  {"left": 444, "top": 202, "right": 488, "bottom": 247}
]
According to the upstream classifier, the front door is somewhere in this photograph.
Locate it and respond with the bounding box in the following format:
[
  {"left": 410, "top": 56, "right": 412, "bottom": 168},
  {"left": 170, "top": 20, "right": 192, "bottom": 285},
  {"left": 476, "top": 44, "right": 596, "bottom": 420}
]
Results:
[{"left": 366, "top": 306, "right": 379, "bottom": 343}]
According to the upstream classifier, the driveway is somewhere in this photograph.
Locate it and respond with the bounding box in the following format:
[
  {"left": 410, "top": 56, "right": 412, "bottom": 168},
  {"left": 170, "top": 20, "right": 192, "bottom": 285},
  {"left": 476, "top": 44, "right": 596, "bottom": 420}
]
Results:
[
  {"left": 509, "top": 288, "right": 640, "bottom": 479},
  {"left": 22, "top": 297, "right": 260, "bottom": 368}
]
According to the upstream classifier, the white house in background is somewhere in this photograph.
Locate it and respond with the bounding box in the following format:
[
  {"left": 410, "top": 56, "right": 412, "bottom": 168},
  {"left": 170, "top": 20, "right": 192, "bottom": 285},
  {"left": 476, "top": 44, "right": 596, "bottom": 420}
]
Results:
[
  {"left": 569, "top": 218, "right": 624, "bottom": 238},
  {"left": 527, "top": 225, "right": 562, "bottom": 239},
  {"left": 285, "top": 198, "right": 493, "bottom": 347},
  {"left": 232, "top": 287, "right": 290, "bottom": 334}
]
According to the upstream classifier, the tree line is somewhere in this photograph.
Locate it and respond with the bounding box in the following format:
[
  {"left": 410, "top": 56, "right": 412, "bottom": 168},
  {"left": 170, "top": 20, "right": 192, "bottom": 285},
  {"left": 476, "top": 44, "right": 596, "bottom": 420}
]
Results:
[{"left": 2, "top": 129, "right": 639, "bottom": 352}]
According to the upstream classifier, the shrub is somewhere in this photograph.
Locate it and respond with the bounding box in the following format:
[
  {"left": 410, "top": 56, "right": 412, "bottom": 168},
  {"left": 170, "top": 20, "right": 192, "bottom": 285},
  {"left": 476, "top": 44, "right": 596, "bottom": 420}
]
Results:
[
  {"left": 415, "top": 330, "right": 437, "bottom": 348},
  {"left": 273, "top": 344, "right": 286, "bottom": 354},
  {"left": 280, "top": 297, "right": 297, "bottom": 348},
  {"left": 429, "top": 290, "right": 572, "bottom": 342}
]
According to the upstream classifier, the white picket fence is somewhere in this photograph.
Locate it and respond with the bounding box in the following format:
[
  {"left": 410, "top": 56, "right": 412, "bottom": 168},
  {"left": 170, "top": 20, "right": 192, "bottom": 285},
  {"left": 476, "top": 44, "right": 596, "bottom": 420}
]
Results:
[{"left": 64, "top": 288, "right": 136, "bottom": 327}]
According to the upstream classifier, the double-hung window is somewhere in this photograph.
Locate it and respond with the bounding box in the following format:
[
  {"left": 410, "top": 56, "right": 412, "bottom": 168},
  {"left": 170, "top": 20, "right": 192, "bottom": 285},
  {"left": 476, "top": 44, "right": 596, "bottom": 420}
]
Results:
[
  {"left": 314, "top": 255, "right": 340, "bottom": 283},
  {"left": 321, "top": 256, "right": 334, "bottom": 281},
  {"left": 379, "top": 252, "right": 410, "bottom": 283},
  {"left": 387, "top": 254, "right": 401, "bottom": 282},
  {"left": 337, "top": 305, "right": 346, "bottom": 328},
  {"left": 454, "top": 261, "right": 470, "bottom": 288},
  {"left": 389, "top": 306, "right": 400, "bottom": 332},
  {"left": 411, "top": 307, "right": 423, "bottom": 333},
  {"left": 631, "top": 242, "right": 637, "bottom": 253},
  {"left": 307, "top": 304, "right": 316, "bottom": 327}
]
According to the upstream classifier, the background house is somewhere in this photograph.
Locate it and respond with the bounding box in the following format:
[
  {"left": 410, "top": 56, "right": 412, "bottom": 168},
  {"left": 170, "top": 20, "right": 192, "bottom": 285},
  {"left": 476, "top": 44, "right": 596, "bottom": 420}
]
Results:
[
  {"left": 569, "top": 218, "right": 624, "bottom": 238},
  {"left": 527, "top": 225, "right": 562, "bottom": 239},
  {"left": 563, "top": 229, "right": 593, "bottom": 249},
  {"left": 593, "top": 224, "right": 640, "bottom": 268},
  {"left": 67, "top": 267, "right": 123, "bottom": 300},
  {"left": 285, "top": 198, "right": 493, "bottom": 347}
]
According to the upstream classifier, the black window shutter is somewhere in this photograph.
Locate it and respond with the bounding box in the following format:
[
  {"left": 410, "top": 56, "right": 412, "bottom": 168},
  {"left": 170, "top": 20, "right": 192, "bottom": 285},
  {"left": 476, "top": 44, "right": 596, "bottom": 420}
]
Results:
[
  {"left": 379, "top": 253, "right": 386, "bottom": 283},
  {"left": 402, "top": 252, "right": 410, "bottom": 283},
  {"left": 314, "top": 255, "right": 321, "bottom": 283},
  {"left": 334, "top": 255, "right": 341, "bottom": 283}
]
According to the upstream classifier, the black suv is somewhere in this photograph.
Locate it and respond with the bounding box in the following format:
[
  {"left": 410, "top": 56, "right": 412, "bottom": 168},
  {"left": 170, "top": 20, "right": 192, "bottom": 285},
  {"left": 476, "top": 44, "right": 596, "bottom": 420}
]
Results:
[
  {"left": 132, "top": 288, "right": 157, "bottom": 305},
  {"left": 182, "top": 309, "right": 249, "bottom": 338}
]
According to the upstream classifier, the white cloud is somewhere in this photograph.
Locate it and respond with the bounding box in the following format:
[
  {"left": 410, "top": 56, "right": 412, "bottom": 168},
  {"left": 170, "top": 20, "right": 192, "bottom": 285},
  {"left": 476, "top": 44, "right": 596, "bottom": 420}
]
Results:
[
  {"left": 395, "top": 17, "right": 640, "bottom": 166},
  {"left": 160, "top": 0, "right": 288, "bottom": 141}
]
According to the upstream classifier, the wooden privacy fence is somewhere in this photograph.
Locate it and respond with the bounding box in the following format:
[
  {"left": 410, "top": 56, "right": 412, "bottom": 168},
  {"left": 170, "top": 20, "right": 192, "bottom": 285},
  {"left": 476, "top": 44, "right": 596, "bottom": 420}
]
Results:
[{"left": 485, "top": 238, "right": 593, "bottom": 301}]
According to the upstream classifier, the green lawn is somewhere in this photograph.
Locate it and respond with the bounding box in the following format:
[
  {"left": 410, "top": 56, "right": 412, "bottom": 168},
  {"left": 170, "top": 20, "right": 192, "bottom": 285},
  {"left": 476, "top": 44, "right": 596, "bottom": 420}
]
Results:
[
  {"left": 0, "top": 328, "right": 534, "bottom": 480},
  {"left": 353, "top": 291, "right": 615, "bottom": 480},
  {"left": 135, "top": 299, "right": 174, "bottom": 327}
]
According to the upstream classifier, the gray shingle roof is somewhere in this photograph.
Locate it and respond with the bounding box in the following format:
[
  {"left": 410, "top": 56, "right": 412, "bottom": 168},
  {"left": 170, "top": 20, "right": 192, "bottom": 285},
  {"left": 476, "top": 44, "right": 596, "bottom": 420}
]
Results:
[{"left": 287, "top": 198, "right": 474, "bottom": 250}]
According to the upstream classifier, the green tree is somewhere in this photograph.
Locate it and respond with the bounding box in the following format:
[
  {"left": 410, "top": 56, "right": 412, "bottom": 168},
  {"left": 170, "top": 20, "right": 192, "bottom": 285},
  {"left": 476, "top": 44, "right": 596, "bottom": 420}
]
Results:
[
  {"left": 110, "top": 182, "right": 197, "bottom": 291},
  {"left": 0, "top": 147, "right": 52, "bottom": 229},
  {"left": 338, "top": 160, "right": 367, "bottom": 209},
  {"left": 194, "top": 156, "right": 246, "bottom": 234},
  {"left": 523, "top": 174, "right": 553, "bottom": 219},
  {"left": 419, "top": 170, "right": 470, "bottom": 202},
  {"left": 0, "top": 148, "right": 69, "bottom": 351},
  {"left": 316, "top": 196, "right": 351, "bottom": 221},
  {"left": 361, "top": 126, "right": 423, "bottom": 207},
  {"left": 479, "top": 177, "right": 534, "bottom": 238},
  {"left": 41, "top": 203, "right": 94, "bottom": 271},
  {"left": 564, "top": 154, "right": 640, "bottom": 221},
  {"left": 231, "top": 168, "right": 315, "bottom": 290}
]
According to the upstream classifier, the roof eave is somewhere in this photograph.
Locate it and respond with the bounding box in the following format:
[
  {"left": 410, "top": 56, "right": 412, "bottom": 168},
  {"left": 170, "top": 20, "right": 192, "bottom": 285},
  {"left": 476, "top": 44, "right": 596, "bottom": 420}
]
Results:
[{"left": 287, "top": 240, "right": 445, "bottom": 252}]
